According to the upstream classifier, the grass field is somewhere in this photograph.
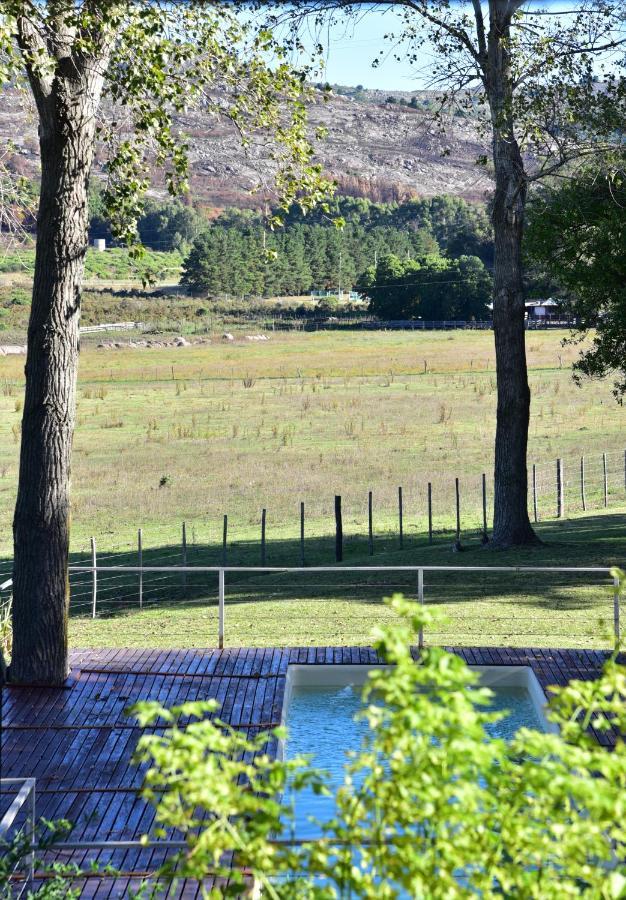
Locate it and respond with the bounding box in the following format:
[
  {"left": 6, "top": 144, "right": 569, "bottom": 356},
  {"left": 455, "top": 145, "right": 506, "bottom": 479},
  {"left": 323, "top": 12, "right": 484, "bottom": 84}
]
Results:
[
  {"left": 0, "top": 246, "right": 182, "bottom": 281},
  {"left": 1, "top": 328, "right": 624, "bottom": 552},
  {"left": 1, "top": 327, "right": 625, "bottom": 651}
]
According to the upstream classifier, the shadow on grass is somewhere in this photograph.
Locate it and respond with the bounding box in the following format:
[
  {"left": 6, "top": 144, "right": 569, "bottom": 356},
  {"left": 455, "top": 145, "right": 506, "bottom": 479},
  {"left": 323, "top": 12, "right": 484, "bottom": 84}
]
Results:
[{"left": 1, "top": 510, "right": 624, "bottom": 622}]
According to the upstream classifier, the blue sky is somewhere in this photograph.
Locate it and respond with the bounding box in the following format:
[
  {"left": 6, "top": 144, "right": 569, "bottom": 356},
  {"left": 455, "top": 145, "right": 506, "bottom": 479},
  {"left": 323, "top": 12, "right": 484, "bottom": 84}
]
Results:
[
  {"left": 294, "top": 5, "right": 438, "bottom": 91},
  {"left": 292, "top": 6, "right": 421, "bottom": 91}
]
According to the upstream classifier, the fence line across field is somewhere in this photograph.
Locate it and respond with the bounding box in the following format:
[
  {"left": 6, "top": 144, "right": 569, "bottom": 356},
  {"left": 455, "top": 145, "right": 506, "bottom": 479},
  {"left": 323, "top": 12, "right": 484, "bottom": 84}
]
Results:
[
  {"left": 2, "top": 447, "right": 625, "bottom": 619},
  {"left": 86, "top": 448, "right": 626, "bottom": 562},
  {"left": 73, "top": 447, "right": 626, "bottom": 602},
  {"left": 66, "top": 563, "right": 622, "bottom": 650}
]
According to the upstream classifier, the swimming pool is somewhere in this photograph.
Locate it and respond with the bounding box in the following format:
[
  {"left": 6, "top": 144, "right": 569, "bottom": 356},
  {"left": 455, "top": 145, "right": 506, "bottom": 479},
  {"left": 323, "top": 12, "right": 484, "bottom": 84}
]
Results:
[{"left": 282, "top": 664, "right": 550, "bottom": 837}]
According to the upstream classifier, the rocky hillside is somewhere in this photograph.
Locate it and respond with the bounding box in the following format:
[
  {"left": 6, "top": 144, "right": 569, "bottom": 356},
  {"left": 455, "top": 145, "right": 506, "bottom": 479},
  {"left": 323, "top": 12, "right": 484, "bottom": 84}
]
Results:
[{"left": 1, "top": 86, "right": 492, "bottom": 210}]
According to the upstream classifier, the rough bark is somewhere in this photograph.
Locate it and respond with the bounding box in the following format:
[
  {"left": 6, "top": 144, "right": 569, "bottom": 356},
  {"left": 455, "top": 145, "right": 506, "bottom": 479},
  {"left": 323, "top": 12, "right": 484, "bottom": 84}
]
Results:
[
  {"left": 9, "top": 52, "right": 107, "bottom": 684},
  {"left": 485, "top": 2, "right": 538, "bottom": 548}
]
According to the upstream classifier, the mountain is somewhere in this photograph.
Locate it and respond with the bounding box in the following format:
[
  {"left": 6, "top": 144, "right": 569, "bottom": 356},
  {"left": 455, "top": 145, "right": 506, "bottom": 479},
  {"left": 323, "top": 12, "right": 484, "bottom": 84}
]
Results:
[{"left": 0, "top": 85, "right": 492, "bottom": 211}]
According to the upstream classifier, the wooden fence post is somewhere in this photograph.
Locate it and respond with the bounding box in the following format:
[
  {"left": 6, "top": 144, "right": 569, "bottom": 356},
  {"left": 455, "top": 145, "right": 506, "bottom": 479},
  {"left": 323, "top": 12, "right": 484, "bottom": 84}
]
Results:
[
  {"left": 557, "top": 459, "right": 564, "bottom": 519},
  {"left": 222, "top": 515, "right": 228, "bottom": 566},
  {"left": 90, "top": 537, "right": 97, "bottom": 619},
  {"left": 580, "top": 456, "right": 586, "bottom": 512},
  {"left": 300, "top": 502, "right": 305, "bottom": 566},
  {"left": 181, "top": 521, "right": 187, "bottom": 596},
  {"left": 398, "top": 486, "right": 403, "bottom": 549},
  {"left": 428, "top": 482, "right": 433, "bottom": 544},
  {"left": 261, "top": 508, "right": 266, "bottom": 566},
  {"left": 335, "top": 495, "right": 343, "bottom": 562},
  {"left": 454, "top": 478, "right": 462, "bottom": 551},
  {"left": 532, "top": 463, "right": 538, "bottom": 523},
  {"left": 368, "top": 491, "right": 374, "bottom": 556},
  {"left": 481, "top": 473, "right": 488, "bottom": 544},
  {"left": 138, "top": 528, "right": 143, "bottom": 610},
  {"left": 603, "top": 452, "right": 608, "bottom": 508}
]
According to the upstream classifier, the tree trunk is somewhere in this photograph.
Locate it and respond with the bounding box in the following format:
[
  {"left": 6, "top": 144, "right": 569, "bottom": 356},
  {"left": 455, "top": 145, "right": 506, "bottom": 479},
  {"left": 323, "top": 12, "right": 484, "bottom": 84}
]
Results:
[
  {"left": 487, "top": 3, "right": 538, "bottom": 548},
  {"left": 9, "top": 63, "right": 104, "bottom": 684},
  {"left": 490, "top": 158, "right": 537, "bottom": 547}
]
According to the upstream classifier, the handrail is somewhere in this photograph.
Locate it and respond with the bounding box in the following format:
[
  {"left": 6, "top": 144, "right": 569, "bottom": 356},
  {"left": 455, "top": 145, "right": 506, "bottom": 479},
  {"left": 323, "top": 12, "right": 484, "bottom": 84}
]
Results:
[
  {"left": 0, "top": 778, "right": 36, "bottom": 895},
  {"left": 68, "top": 564, "right": 615, "bottom": 573},
  {"left": 63, "top": 563, "right": 622, "bottom": 649}
]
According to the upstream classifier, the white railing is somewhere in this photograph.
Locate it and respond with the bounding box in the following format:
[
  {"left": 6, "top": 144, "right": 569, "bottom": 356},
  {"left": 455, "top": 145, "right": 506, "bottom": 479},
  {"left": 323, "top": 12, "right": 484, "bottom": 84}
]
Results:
[
  {"left": 66, "top": 564, "right": 622, "bottom": 649},
  {"left": 0, "top": 778, "right": 36, "bottom": 896}
]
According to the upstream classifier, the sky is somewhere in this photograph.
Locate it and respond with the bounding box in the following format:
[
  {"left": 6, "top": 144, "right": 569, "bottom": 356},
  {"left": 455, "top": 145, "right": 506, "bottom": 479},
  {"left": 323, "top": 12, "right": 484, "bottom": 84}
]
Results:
[
  {"left": 292, "top": 5, "right": 437, "bottom": 91},
  {"left": 277, "top": 2, "right": 621, "bottom": 91}
]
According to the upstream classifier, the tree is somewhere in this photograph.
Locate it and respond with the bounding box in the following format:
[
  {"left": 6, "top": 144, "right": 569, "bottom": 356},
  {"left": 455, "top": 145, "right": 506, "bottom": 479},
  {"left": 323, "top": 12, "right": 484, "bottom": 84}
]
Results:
[
  {"left": 137, "top": 199, "right": 204, "bottom": 253},
  {"left": 358, "top": 252, "right": 491, "bottom": 320},
  {"left": 280, "top": 0, "right": 625, "bottom": 547},
  {"left": 526, "top": 163, "right": 626, "bottom": 397},
  {"left": 180, "top": 193, "right": 498, "bottom": 298},
  {"left": 0, "top": 2, "right": 330, "bottom": 685}
]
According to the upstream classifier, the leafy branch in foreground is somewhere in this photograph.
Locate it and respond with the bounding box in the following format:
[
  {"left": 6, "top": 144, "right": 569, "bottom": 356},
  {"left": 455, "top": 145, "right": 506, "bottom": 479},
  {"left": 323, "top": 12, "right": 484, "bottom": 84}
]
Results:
[
  {"left": 129, "top": 699, "right": 327, "bottom": 897},
  {"left": 0, "top": 818, "right": 86, "bottom": 899},
  {"left": 131, "top": 573, "right": 626, "bottom": 898}
]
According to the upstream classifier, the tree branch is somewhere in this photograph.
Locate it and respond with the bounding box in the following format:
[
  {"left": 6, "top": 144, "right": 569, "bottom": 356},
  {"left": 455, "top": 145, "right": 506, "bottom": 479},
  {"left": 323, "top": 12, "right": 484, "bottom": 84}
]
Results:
[{"left": 403, "top": 0, "right": 480, "bottom": 65}]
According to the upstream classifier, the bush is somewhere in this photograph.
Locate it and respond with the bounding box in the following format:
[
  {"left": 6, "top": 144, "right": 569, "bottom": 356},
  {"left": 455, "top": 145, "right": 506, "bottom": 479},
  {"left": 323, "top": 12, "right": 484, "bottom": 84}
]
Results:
[{"left": 131, "top": 575, "right": 626, "bottom": 897}]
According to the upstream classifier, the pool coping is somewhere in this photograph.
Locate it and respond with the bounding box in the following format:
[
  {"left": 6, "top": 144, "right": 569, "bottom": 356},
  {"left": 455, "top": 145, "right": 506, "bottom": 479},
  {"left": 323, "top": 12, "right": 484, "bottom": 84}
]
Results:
[{"left": 282, "top": 662, "right": 556, "bottom": 736}]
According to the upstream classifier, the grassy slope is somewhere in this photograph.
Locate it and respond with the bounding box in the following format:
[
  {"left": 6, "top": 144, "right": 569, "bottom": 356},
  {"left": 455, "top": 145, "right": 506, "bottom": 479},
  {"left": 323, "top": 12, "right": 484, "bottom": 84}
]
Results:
[{"left": 0, "top": 247, "right": 182, "bottom": 280}]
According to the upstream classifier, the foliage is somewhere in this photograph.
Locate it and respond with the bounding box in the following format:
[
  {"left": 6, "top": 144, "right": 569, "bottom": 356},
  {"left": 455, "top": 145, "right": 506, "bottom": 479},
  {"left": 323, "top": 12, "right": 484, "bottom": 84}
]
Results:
[
  {"left": 89, "top": 192, "right": 207, "bottom": 254},
  {"left": 180, "top": 193, "right": 494, "bottom": 300},
  {"left": 0, "top": 2, "right": 333, "bottom": 251},
  {"left": 279, "top": 194, "right": 494, "bottom": 265},
  {"left": 129, "top": 700, "right": 325, "bottom": 896},
  {"left": 525, "top": 163, "right": 626, "bottom": 397},
  {"left": 0, "top": 819, "right": 83, "bottom": 898},
  {"left": 0, "top": 591, "right": 11, "bottom": 670},
  {"left": 131, "top": 580, "right": 626, "bottom": 898},
  {"left": 358, "top": 252, "right": 492, "bottom": 320},
  {"left": 181, "top": 221, "right": 433, "bottom": 298}
]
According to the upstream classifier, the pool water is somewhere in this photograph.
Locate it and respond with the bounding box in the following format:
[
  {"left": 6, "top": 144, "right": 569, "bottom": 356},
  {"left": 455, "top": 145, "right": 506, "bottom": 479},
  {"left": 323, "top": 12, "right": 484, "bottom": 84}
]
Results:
[{"left": 284, "top": 682, "right": 544, "bottom": 837}]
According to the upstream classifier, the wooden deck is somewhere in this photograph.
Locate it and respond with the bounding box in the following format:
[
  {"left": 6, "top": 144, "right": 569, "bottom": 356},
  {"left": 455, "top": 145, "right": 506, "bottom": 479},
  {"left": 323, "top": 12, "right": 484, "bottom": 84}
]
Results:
[{"left": 0, "top": 645, "right": 619, "bottom": 897}]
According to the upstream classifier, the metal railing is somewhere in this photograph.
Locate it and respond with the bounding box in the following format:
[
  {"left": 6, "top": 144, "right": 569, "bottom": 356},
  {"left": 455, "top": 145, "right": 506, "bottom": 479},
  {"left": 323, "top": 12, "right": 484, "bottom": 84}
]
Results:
[
  {"left": 0, "top": 778, "right": 36, "bottom": 897},
  {"left": 66, "top": 563, "right": 622, "bottom": 649}
]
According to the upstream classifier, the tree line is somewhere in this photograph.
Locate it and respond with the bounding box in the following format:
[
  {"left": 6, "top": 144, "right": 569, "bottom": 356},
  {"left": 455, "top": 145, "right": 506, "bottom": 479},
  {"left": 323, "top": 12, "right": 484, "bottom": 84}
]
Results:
[{"left": 180, "top": 193, "right": 494, "bottom": 313}]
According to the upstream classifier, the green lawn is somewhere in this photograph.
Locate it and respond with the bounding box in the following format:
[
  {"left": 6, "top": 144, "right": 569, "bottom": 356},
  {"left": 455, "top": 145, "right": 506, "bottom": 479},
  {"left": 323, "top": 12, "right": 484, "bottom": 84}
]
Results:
[{"left": 67, "top": 508, "right": 626, "bottom": 651}]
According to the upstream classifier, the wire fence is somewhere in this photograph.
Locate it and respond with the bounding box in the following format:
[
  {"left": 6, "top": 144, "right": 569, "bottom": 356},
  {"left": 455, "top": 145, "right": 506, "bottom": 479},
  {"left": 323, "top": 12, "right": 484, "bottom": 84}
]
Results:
[
  {"left": 62, "top": 445, "right": 625, "bottom": 594},
  {"left": 1, "top": 558, "right": 621, "bottom": 649},
  {"left": 62, "top": 563, "right": 621, "bottom": 652},
  {"left": 0, "top": 446, "right": 624, "bottom": 648}
]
